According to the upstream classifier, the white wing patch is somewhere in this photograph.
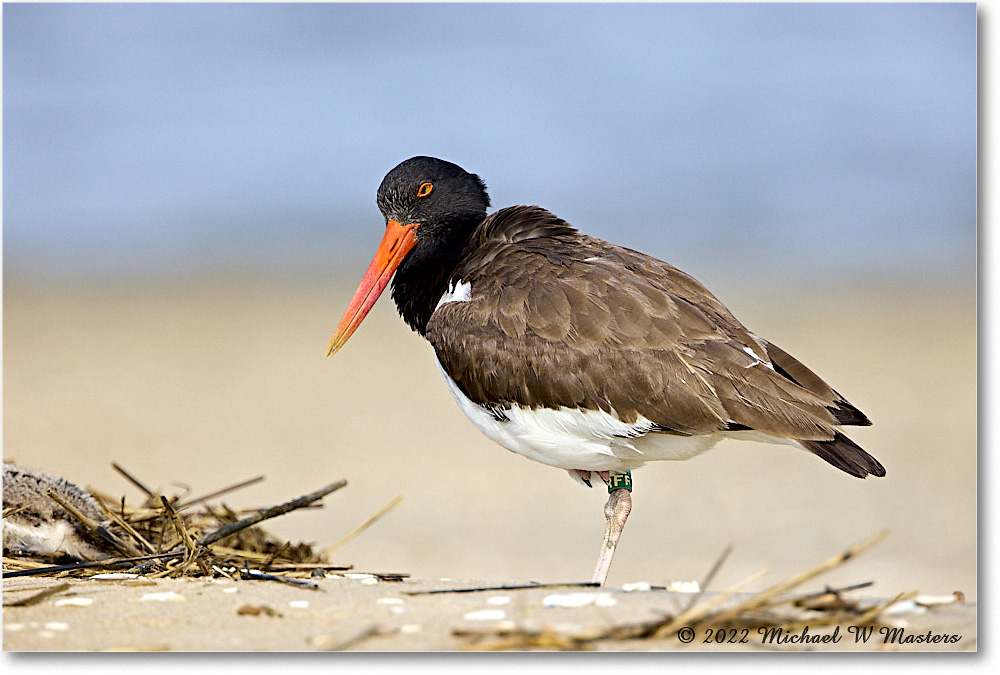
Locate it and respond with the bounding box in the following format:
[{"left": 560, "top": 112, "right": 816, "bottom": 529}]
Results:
[
  {"left": 742, "top": 345, "right": 774, "bottom": 370},
  {"left": 435, "top": 279, "right": 472, "bottom": 310}
]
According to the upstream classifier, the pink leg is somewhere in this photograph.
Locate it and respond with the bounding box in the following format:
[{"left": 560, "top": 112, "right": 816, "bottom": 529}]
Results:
[{"left": 591, "top": 483, "right": 632, "bottom": 586}]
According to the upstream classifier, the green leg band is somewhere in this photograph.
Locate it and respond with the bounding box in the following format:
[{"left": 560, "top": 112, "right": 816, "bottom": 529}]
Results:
[{"left": 608, "top": 470, "right": 632, "bottom": 493}]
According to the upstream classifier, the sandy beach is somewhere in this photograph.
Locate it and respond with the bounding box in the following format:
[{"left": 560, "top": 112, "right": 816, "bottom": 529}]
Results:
[
  {"left": 2, "top": 273, "right": 977, "bottom": 650},
  {"left": 2, "top": 574, "right": 976, "bottom": 652}
]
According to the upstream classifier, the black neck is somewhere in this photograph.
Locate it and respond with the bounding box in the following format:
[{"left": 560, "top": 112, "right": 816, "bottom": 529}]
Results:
[{"left": 390, "top": 216, "right": 480, "bottom": 335}]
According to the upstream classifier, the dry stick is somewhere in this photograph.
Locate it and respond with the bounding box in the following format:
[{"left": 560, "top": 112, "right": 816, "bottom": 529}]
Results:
[
  {"left": 371, "top": 571, "right": 410, "bottom": 581},
  {"left": 160, "top": 496, "right": 196, "bottom": 553},
  {"left": 852, "top": 590, "right": 917, "bottom": 624},
  {"left": 100, "top": 505, "right": 157, "bottom": 555},
  {"left": 2, "top": 552, "right": 183, "bottom": 578},
  {"left": 128, "top": 479, "right": 348, "bottom": 574},
  {"left": 699, "top": 529, "right": 890, "bottom": 630},
  {"left": 322, "top": 494, "right": 404, "bottom": 558},
  {"left": 158, "top": 496, "right": 199, "bottom": 577},
  {"left": 792, "top": 580, "right": 875, "bottom": 603},
  {"left": 325, "top": 625, "right": 382, "bottom": 652},
  {"left": 2, "top": 557, "right": 55, "bottom": 571},
  {"left": 776, "top": 590, "right": 916, "bottom": 635},
  {"left": 267, "top": 562, "right": 353, "bottom": 572},
  {"left": 3, "top": 583, "right": 72, "bottom": 607},
  {"left": 682, "top": 543, "right": 734, "bottom": 614},
  {"left": 261, "top": 541, "right": 290, "bottom": 571},
  {"left": 116, "top": 508, "right": 165, "bottom": 524},
  {"left": 241, "top": 567, "right": 319, "bottom": 589},
  {"left": 3, "top": 505, "right": 30, "bottom": 519},
  {"left": 111, "top": 462, "right": 155, "bottom": 498},
  {"left": 207, "top": 544, "right": 274, "bottom": 562},
  {"left": 651, "top": 569, "right": 770, "bottom": 639},
  {"left": 407, "top": 582, "right": 601, "bottom": 595},
  {"left": 174, "top": 475, "right": 265, "bottom": 511},
  {"left": 781, "top": 580, "right": 876, "bottom": 612},
  {"left": 198, "top": 479, "right": 347, "bottom": 547},
  {"left": 45, "top": 489, "right": 104, "bottom": 531}
]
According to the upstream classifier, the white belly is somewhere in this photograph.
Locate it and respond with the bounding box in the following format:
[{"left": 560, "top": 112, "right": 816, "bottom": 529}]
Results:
[{"left": 434, "top": 356, "right": 725, "bottom": 476}]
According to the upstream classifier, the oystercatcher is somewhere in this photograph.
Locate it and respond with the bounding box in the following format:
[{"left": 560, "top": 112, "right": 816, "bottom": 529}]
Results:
[{"left": 327, "top": 156, "right": 884, "bottom": 586}]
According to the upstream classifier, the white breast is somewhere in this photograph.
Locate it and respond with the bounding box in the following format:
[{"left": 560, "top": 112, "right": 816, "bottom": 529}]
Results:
[
  {"left": 433, "top": 356, "right": 725, "bottom": 481},
  {"left": 2, "top": 519, "right": 108, "bottom": 561}
]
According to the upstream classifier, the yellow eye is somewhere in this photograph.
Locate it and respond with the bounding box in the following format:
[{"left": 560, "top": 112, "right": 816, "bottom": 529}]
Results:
[{"left": 416, "top": 182, "right": 433, "bottom": 198}]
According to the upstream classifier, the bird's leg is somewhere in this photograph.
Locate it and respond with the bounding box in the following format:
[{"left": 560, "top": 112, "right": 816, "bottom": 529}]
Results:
[{"left": 591, "top": 470, "right": 632, "bottom": 586}]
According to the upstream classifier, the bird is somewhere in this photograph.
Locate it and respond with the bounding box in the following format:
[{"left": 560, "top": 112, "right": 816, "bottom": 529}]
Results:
[
  {"left": 326, "top": 156, "right": 885, "bottom": 586},
  {"left": 3, "top": 463, "right": 119, "bottom": 561}
]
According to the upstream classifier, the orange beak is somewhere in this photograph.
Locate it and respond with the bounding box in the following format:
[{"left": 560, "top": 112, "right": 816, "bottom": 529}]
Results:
[{"left": 326, "top": 219, "right": 420, "bottom": 357}]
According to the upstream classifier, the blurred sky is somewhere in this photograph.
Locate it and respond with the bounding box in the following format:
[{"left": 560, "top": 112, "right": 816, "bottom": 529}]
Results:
[{"left": 2, "top": 2, "right": 977, "bottom": 285}]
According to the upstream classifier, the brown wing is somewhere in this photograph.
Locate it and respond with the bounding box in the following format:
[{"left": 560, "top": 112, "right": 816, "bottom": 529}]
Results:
[{"left": 426, "top": 206, "right": 881, "bottom": 474}]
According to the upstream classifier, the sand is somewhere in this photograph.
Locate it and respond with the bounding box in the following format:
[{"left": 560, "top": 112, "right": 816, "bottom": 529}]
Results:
[
  {"left": 1, "top": 574, "right": 976, "bottom": 652},
  {"left": 2, "top": 273, "right": 977, "bottom": 651}
]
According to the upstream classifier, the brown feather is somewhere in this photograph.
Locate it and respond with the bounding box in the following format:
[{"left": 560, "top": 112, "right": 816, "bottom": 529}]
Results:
[{"left": 424, "top": 205, "right": 881, "bottom": 477}]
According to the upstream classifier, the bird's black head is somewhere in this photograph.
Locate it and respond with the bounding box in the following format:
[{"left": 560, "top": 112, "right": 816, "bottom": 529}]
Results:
[
  {"left": 376, "top": 156, "right": 490, "bottom": 237},
  {"left": 326, "top": 157, "right": 491, "bottom": 355}
]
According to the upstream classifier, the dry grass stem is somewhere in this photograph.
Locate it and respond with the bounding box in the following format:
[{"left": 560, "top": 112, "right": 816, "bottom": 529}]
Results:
[
  {"left": 174, "top": 475, "right": 265, "bottom": 511},
  {"left": 456, "top": 530, "right": 907, "bottom": 651},
  {"left": 322, "top": 494, "right": 404, "bottom": 557},
  {"left": 702, "top": 529, "right": 889, "bottom": 629},
  {"left": 111, "top": 462, "right": 155, "bottom": 497}
]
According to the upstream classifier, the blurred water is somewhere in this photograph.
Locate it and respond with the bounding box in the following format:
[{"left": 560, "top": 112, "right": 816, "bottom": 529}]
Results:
[{"left": 3, "top": 3, "right": 976, "bottom": 284}]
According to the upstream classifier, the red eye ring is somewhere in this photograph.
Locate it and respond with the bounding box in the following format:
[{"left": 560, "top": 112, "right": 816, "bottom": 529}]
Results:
[{"left": 416, "top": 182, "right": 433, "bottom": 198}]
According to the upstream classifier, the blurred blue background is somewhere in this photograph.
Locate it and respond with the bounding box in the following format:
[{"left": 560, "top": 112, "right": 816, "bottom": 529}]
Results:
[{"left": 3, "top": 2, "right": 976, "bottom": 285}]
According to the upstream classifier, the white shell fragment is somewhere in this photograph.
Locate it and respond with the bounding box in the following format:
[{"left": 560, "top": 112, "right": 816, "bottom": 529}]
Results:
[
  {"left": 486, "top": 595, "right": 511, "bottom": 605},
  {"left": 621, "top": 582, "right": 652, "bottom": 592},
  {"left": 55, "top": 597, "right": 94, "bottom": 607},
  {"left": 44, "top": 622, "right": 69, "bottom": 631},
  {"left": 915, "top": 593, "right": 964, "bottom": 607},
  {"left": 667, "top": 580, "right": 701, "bottom": 593},
  {"left": 886, "top": 593, "right": 963, "bottom": 616},
  {"left": 884, "top": 600, "right": 924, "bottom": 616},
  {"left": 288, "top": 600, "right": 310, "bottom": 609},
  {"left": 463, "top": 609, "right": 506, "bottom": 621},
  {"left": 89, "top": 573, "right": 139, "bottom": 580},
  {"left": 140, "top": 591, "right": 185, "bottom": 602}
]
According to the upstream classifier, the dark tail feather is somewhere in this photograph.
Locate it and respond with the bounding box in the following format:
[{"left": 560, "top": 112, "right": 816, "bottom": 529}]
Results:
[
  {"left": 763, "top": 340, "right": 872, "bottom": 427},
  {"left": 828, "top": 394, "right": 872, "bottom": 427},
  {"left": 798, "top": 432, "right": 886, "bottom": 479}
]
